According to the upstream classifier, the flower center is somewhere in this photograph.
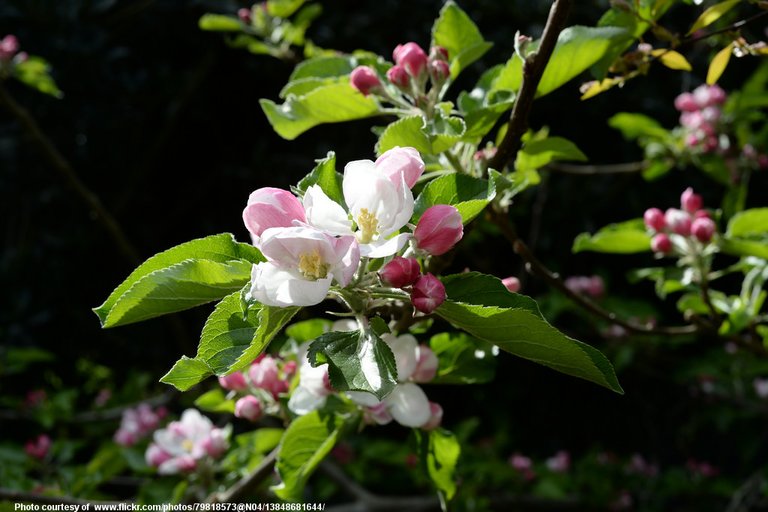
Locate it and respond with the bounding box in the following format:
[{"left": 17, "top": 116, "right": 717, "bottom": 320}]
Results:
[
  {"left": 182, "top": 439, "right": 194, "bottom": 452},
  {"left": 298, "top": 250, "right": 329, "bottom": 280},
  {"left": 357, "top": 208, "right": 379, "bottom": 244}
]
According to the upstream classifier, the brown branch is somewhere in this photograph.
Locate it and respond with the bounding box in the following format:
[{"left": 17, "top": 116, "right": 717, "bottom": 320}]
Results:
[
  {"left": 490, "top": 209, "right": 698, "bottom": 336},
  {"left": 0, "top": 83, "right": 140, "bottom": 264},
  {"left": 544, "top": 161, "right": 648, "bottom": 175},
  {"left": 207, "top": 448, "right": 278, "bottom": 503},
  {"left": 488, "top": 0, "right": 572, "bottom": 171},
  {"left": 0, "top": 488, "right": 125, "bottom": 506}
]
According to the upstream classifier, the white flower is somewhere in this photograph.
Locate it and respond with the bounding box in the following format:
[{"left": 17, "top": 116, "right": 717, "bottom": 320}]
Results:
[
  {"left": 146, "top": 409, "right": 228, "bottom": 475},
  {"left": 288, "top": 345, "right": 332, "bottom": 415},
  {"left": 247, "top": 225, "right": 360, "bottom": 307}
]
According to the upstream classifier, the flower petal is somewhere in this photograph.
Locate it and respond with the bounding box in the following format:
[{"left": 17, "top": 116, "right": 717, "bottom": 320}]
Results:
[
  {"left": 361, "top": 233, "right": 411, "bottom": 258},
  {"left": 248, "top": 262, "right": 332, "bottom": 307},
  {"left": 287, "top": 386, "right": 328, "bottom": 415},
  {"left": 384, "top": 383, "right": 431, "bottom": 428},
  {"left": 382, "top": 333, "right": 418, "bottom": 382},
  {"left": 303, "top": 185, "right": 353, "bottom": 236}
]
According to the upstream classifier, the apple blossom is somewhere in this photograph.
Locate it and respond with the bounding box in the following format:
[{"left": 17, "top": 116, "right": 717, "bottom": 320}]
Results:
[
  {"left": 651, "top": 233, "right": 672, "bottom": 254},
  {"left": 643, "top": 207, "right": 666, "bottom": 231},
  {"left": 414, "top": 205, "right": 463, "bottom": 256},
  {"left": 375, "top": 147, "right": 425, "bottom": 190},
  {"left": 249, "top": 355, "right": 285, "bottom": 396},
  {"left": 411, "top": 273, "right": 446, "bottom": 313},
  {"left": 674, "top": 92, "right": 698, "bottom": 112},
  {"left": 412, "top": 345, "right": 438, "bottom": 382},
  {"left": 288, "top": 351, "right": 332, "bottom": 415},
  {"left": 243, "top": 187, "right": 306, "bottom": 239},
  {"left": 237, "top": 8, "right": 251, "bottom": 23},
  {"left": 385, "top": 382, "right": 431, "bottom": 428},
  {"left": 664, "top": 208, "right": 692, "bottom": 236},
  {"left": 350, "top": 66, "right": 382, "bottom": 96},
  {"left": 386, "top": 65, "right": 410, "bottom": 88},
  {"left": 25, "top": 434, "right": 51, "bottom": 460},
  {"left": 502, "top": 276, "right": 521, "bottom": 293},
  {"left": 393, "top": 42, "right": 428, "bottom": 77},
  {"left": 379, "top": 256, "right": 421, "bottom": 288},
  {"left": 218, "top": 371, "right": 248, "bottom": 391},
  {"left": 146, "top": 409, "right": 228, "bottom": 475},
  {"left": 421, "top": 402, "right": 443, "bottom": 430},
  {"left": 681, "top": 187, "right": 703, "bottom": 213},
  {"left": 247, "top": 225, "right": 359, "bottom": 307},
  {"left": 235, "top": 395, "right": 263, "bottom": 422},
  {"left": 691, "top": 217, "right": 716, "bottom": 243},
  {"left": 546, "top": 450, "right": 571, "bottom": 472}
]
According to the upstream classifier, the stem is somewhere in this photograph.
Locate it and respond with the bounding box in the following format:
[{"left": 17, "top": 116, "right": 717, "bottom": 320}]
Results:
[
  {"left": 488, "top": 0, "right": 573, "bottom": 172},
  {"left": 490, "top": 209, "right": 698, "bottom": 336},
  {"left": 206, "top": 447, "right": 278, "bottom": 503},
  {"left": 0, "top": 83, "right": 140, "bottom": 264},
  {"left": 443, "top": 149, "right": 465, "bottom": 174}
]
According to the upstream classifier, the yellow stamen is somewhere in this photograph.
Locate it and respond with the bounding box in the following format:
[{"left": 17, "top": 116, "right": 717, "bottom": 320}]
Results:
[
  {"left": 182, "top": 439, "right": 194, "bottom": 452},
  {"left": 357, "top": 208, "right": 379, "bottom": 244},
  {"left": 298, "top": 250, "right": 329, "bottom": 280}
]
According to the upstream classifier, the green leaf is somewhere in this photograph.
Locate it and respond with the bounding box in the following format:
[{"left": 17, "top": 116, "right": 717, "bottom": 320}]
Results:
[
  {"left": 195, "top": 389, "right": 236, "bottom": 413},
  {"left": 492, "top": 26, "right": 630, "bottom": 97},
  {"left": 295, "top": 151, "right": 344, "bottom": 205},
  {"left": 430, "top": 332, "right": 496, "bottom": 384},
  {"left": 161, "top": 293, "right": 298, "bottom": 390},
  {"left": 416, "top": 428, "right": 461, "bottom": 501},
  {"left": 273, "top": 410, "right": 351, "bottom": 501},
  {"left": 688, "top": 0, "right": 740, "bottom": 35},
  {"left": 95, "top": 234, "right": 263, "bottom": 327},
  {"left": 436, "top": 273, "right": 623, "bottom": 393},
  {"left": 198, "top": 14, "right": 243, "bottom": 32},
  {"left": 261, "top": 83, "right": 380, "bottom": 140},
  {"left": 431, "top": 1, "right": 492, "bottom": 78},
  {"left": 516, "top": 137, "right": 587, "bottom": 172},
  {"left": 573, "top": 219, "right": 651, "bottom": 254},
  {"left": 308, "top": 330, "right": 398, "bottom": 400},
  {"left": 414, "top": 173, "right": 496, "bottom": 224},
  {"left": 289, "top": 55, "right": 375, "bottom": 81},
  {"left": 651, "top": 49, "right": 692, "bottom": 71},
  {"left": 707, "top": 43, "right": 733, "bottom": 85},
  {"left": 267, "top": 0, "right": 306, "bottom": 18},
  {"left": 286, "top": 318, "right": 332, "bottom": 343},
  {"left": 376, "top": 115, "right": 466, "bottom": 157},
  {"left": 609, "top": 112, "right": 670, "bottom": 140},
  {"left": 160, "top": 357, "right": 213, "bottom": 391},
  {"left": 727, "top": 208, "right": 768, "bottom": 238},
  {"left": 13, "top": 56, "right": 63, "bottom": 98},
  {"left": 719, "top": 238, "right": 768, "bottom": 259}
]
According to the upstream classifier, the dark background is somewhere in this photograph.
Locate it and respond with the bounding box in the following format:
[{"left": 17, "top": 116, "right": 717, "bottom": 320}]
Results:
[{"left": 2, "top": 0, "right": 767, "bottom": 498}]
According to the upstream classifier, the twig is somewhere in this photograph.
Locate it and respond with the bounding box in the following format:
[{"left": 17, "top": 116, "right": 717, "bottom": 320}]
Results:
[
  {"left": 488, "top": 0, "right": 572, "bottom": 171},
  {"left": 207, "top": 448, "right": 278, "bottom": 503},
  {"left": 544, "top": 161, "right": 647, "bottom": 175},
  {"left": 725, "top": 471, "right": 765, "bottom": 512},
  {"left": 0, "top": 488, "right": 125, "bottom": 506},
  {"left": 684, "top": 9, "right": 768, "bottom": 46},
  {"left": 490, "top": 209, "right": 698, "bottom": 336},
  {"left": 0, "top": 83, "right": 140, "bottom": 264},
  {"left": 320, "top": 461, "right": 439, "bottom": 512}
]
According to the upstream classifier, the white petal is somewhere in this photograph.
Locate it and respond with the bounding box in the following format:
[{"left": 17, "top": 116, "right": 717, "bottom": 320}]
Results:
[
  {"left": 360, "top": 233, "right": 411, "bottom": 258},
  {"left": 288, "top": 386, "right": 327, "bottom": 415},
  {"left": 382, "top": 333, "right": 418, "bottom": 382},
  {"left": 385, "top": 383, "right": 431, "bottom": 428},
  {"left": 249, "top": 262, "right": 331, "bottom": 307},
  {"left": 299, "top": 360, "right": 330, "bottom": 396},
  {"left": 303, "top": 185, "right": 353, "bottom": 236},
  {"left": 346, "top": 391, "right": 381, "bottom": 407},
  {"left": 329, "top": 236, "right": 360, "bottom": 286}
]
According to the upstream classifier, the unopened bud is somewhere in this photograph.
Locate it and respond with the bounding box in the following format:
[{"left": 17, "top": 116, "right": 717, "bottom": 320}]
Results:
[
  {"left": 691, "top": 217, "right": 716, "bottom": 243},
  {"left": 219, "top": 371, "right": 248, "bottom": 391},
  {"left": 379, "top": 256, "right": 420, "bottom": 288},
  {"left": 502, "top": 276, "right": 521, "bottom": 293},
  {"left": 665, "top": 208, "right": 692, "bottom": 236},
  {"left": 643, "top": 207, "right": 666, "bottom": 232},
  {"left": 414, "top": 204, "right": 463, "bottom": 256},
  {"left": 651, "top": 233, "right": 672, "bottom": 254},
  {"left": 429, "top": 45, "right": 449, "bottom": 62},
  {"left": 386, "top": 64, "right": 410, "bottom": 88},
  {"left": 674, "top": 92, "right": 698, "bottom": 112},
  {"left": 393, "top": 42, "right": 428, "bottom": 77},
  {"left": 428, "top": 59, "right": 450, "bottom": 84},
  {"left": 421, "top": 402, "right": 443, "bottom": 430},
  {"left": 237, "top": 8, "right": 252, "bottom": 24},
  {"left": 350, "top": 66, "right": 382, "bottom": 96},
  {"left": 234, "top": 395, "right": 263, "bottom": 422},
  {"left": 680, "top": 187, "right": 703, "bottom": 213},
  {"left": 412, "top": 345, "right": 438, "bottom": 382},
  {"left": 411, "top": 273, "right": 446, "bottom": 314}
]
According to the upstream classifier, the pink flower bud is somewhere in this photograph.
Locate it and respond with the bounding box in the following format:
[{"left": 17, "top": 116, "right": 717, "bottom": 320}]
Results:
[
  {"left": 201, "top": 429, "right": 228, "bottom": 458},
  {"left": 546, "top": 450, "right": 571, "bottom": 473},
  {"left": 414, "top": 205, "right": 463, "bottom": 256},
  {"left": 664, "top": 208, "right": 692, "bottom": 236},
  {"left": 379, "top": 256, "right": 420, "bottom": 288},
  {"left": 350, "top": 66, "right": 382, "bottom": 96},
  {"left": 114, "top": 428, "right": 136, "bottom": 447},
  {"left": 393, "top": 42, "right": 428, "bottom": 77},
  {"left": 686, "top": 133, "right": 701, "bottom": 148},
  {"left": 234, "top": 396, "right": 263, "bottom": 422},
  {"left": 651, "top": 233, "right": 672, "bottom": 254},
  {"left": 0, "top": 35, "right": 19, "bottom": 60},
  {"left": 145, "top": 443, "right": 172, "bottom": 467},
  {"left": 707, "top": 85, "right": 726, "bottom": 105},
  {"left": 218, "top": 371, "right": 248, "bottom": 391},
  {"left": 375, "top": 146, "right": 425, "bottom": 189},
  {"left": 25, "top": 435, "right": 51, "bottom": 460},
  {"left": 386, "top": 65, "right": 410, "bottom": 88},
  {"left": 430, "top": 46, "right": 449, "bottom": 61},
  {"left": 412, "top": 345, "right": 438, "bottom": 382},
  {"left": 680, "top": 111, "right": 703, "bottom": 129},
  {"left": 674, "top": 92, "right": 698, "bottom": 112},
  {"left": 693, "top": 85, "right": 711, "bottom": 108},
  {"left": 509, "top": 453, "right": 532, "bottom": 472},
  {"left": 249, "top": 356, "right": 282, "bottom": 396},
  {"left": 429, "top": 59, "right": 450, "bottom": 83},
  {"left": 680, "top": 187, "right": 703, "bottom": 213},
  {"left": 421, "top": 402, "right": 443, "bottom": 430},
  {"left": 242, "top": 188, "right": 306, "bottom": 239},
  {"left": 691, "top": 217, "right": 716, "bottom": 243},
  {"left": 411, "top": 273, "right": 446, "bottom": 314},
  {"left": 502, "top": 276, "right": 521, "bottom": 293},
  {"left": 237, "top": 8, "right": 252, "bottom": 23},
  {"left": 643, "top": 207, "right": 666, "bottom": 231}
]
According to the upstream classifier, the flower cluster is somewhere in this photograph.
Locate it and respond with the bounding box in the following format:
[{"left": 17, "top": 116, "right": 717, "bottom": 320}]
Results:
[
  {"left": 564, "top": 275, "right": 605, "bottom": 299},
  {"left": 242, "top": 147, "right": 462, "bottom": 311},
  {"left": 218, "top": 354, "right": 297, "bottom": 422},
  {"left": 289, "top": 323, "right": 442, "bottom": 430},
  {"left": 0, "top": 35, "right": 26, "bottom": 65},
  {"left": 644, "top": 187, "right": 717, "bottom": 255},
  {"left": 145, "top": 409, "right": 229, "bottom": 475},
  {"left": 674, "top": 85, "right": 726, "bottom": 154},
  {"left": 350, "top": 42, "right": 450, "bottom": 107},
  {"left": 114, "top": 403, "right": 167, "bottom": 447},
  {"left": 25, "top": 434, "right": 51, "bottom": 461}
]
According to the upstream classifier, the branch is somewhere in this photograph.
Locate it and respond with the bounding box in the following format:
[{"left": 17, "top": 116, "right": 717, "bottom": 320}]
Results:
[
  {"left": 488, "top": 0, "right": 572, "bottom": 171},
  {"left": 544, "top": 161, "right": 647, "bottom": 175},
  {"left": 0, "top": 488, "right": 125, "bottom": 506},
  {"left": 683, "top": 9, "right": 768, "bottom": 46},
  {"left": 490, "top": 209, "right": 698, "bottom": 336},
  {"left": 207, "top": 448, "right": 278, "bottom": 503},
  {"left": 0, "top": 83, "right": 140, "bottom": 264}
]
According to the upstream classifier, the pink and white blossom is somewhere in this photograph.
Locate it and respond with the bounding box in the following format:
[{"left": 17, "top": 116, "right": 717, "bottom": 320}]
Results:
[
  {"left": 413, "top": 205, "right": 463, "bottom": 256},
  {"left": 146, "top": 409, "right": 228, "bottom": 475},
  {"left": 242, "top": 188, "right": 306, "bottom": 240}
]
